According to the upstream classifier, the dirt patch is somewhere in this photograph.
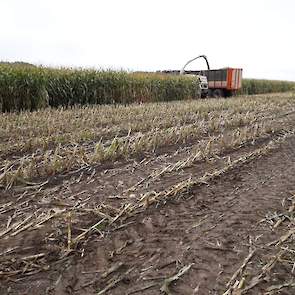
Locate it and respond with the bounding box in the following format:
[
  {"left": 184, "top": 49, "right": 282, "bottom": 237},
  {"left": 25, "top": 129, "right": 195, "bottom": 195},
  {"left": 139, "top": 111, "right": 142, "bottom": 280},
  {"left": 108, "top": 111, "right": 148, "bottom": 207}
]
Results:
[{"left": 1, "top": 132, "right": 295, "bottom": 294}]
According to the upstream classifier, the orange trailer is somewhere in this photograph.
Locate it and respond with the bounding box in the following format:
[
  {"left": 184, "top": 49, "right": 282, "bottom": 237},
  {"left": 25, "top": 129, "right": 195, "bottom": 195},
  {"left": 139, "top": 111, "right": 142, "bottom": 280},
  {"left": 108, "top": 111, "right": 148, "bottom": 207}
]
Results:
[
  {"left": 162, "top": 55, "right": 243, "bottom": 98},
  {"left": 186, "top": 67, "right": 243, "bottom": 97}
]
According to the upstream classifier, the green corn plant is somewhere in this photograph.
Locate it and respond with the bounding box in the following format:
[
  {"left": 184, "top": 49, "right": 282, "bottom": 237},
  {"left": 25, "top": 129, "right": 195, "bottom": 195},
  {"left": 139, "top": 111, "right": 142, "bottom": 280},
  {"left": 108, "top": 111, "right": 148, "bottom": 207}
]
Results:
[{"left": 0, "top": 64, "right": 201, "bottom": 112}]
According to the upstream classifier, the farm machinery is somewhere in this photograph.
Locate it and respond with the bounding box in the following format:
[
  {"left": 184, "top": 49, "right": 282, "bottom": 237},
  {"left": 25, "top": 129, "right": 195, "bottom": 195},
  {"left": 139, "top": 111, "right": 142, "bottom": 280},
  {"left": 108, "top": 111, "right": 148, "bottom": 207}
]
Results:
[{"left": 162, "top": 55, "right": 243, "bottom": 98}]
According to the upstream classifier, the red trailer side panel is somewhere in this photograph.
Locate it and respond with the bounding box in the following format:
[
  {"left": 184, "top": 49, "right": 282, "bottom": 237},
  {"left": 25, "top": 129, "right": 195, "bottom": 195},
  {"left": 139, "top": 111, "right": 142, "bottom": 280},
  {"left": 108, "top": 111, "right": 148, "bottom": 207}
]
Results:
[
  {"left": 227, "top": 69, "right": 233, "bottom": 90},
  {"left": 227, "top": 68, "right": 242, "bottom": 90}
]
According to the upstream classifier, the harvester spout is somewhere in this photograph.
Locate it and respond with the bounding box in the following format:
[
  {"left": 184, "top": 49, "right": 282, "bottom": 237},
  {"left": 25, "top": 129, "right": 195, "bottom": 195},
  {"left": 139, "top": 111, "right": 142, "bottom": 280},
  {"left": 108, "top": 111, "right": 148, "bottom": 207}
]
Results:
[{"left": 180, "top": 55, "right": 210, "bottom": 75}]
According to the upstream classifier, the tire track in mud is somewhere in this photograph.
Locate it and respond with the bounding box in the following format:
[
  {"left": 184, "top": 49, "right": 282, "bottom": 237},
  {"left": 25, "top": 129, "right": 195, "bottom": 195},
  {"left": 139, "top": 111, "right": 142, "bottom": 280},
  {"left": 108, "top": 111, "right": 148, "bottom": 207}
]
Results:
[
  {"left": 69, "top": 133, "right": 295, "bottom": 295},
  {"left": 2, "top": 129, "right": 295, "bottom": 294}
]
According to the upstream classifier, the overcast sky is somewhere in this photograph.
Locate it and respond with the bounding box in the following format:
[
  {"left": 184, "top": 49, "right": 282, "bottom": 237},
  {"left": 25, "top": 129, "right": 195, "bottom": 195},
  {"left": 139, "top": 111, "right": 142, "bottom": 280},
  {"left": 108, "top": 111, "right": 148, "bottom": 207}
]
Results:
[{"left": 1, "top": 0, "right": 294, "bottom": 80}]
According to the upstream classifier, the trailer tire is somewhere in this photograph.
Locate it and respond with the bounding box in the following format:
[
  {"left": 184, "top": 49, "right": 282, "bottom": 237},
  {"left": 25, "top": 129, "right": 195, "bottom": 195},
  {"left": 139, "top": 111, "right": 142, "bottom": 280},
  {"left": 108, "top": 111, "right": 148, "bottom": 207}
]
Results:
[
  {"left": 208, "top": 89, "right": 213, "bottom": 98},
  {"left": 212, "top": 89, "right": 224, "bottom": 98},
  {"left": 201, "top": 92, "right": 208, "bottom": 98}
]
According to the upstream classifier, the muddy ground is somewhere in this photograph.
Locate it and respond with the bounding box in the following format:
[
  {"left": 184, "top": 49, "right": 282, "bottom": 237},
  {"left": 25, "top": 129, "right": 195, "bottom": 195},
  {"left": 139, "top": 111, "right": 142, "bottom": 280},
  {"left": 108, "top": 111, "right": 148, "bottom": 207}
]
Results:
[{"left": 1, "top": 123, "right": 295, "bottom": 294}]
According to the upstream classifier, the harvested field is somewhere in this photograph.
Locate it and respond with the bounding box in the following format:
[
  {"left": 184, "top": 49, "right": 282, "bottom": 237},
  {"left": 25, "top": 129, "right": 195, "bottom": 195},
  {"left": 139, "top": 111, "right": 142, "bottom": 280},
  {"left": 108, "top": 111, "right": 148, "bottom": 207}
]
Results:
[{"left": 1, "top": 92, "right": 295, "bottom": 294}]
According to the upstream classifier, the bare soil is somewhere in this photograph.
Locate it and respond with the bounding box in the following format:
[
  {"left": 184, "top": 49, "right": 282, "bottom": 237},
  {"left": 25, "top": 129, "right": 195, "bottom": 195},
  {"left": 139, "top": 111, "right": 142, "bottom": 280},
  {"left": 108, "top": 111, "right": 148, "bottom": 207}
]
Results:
[{"left": 1, "top": 122, "right": 295, "bottom": 294}]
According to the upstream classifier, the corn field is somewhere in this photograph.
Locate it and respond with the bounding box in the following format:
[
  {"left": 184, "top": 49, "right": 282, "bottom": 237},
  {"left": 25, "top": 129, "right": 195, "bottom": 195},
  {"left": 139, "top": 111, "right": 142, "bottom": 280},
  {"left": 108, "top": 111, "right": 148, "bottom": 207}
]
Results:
[
  {"left": 240, "top": 78, "right": 295, "bottom": 95},
  {"left": 0, "top": 64, "right": 199, "bottom": 112},
  {"left": 1, "top": 64, "right": 295, "bottom": 112}
]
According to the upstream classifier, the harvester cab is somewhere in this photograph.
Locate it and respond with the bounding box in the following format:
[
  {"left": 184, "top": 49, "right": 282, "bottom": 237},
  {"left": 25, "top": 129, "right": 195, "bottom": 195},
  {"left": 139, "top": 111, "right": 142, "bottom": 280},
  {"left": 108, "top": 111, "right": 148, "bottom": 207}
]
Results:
[
  {"left": 180, "top": 55, "right": 209, "bottom": 98},
  {"left": 183, "top": 73, "right": 208, "bottom": 98}
]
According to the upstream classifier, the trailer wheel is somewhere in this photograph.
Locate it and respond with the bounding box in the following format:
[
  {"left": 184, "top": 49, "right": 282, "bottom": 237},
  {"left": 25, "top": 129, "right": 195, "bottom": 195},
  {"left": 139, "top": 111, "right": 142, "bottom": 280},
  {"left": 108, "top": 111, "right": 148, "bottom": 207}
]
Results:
[
  {"left": 212, "top": 89, "right": 224, "bottom": 98},
  {"left": 208, "top": 89, "right": 213, "bottom": 98},
  {"left": 201, "top": 92, "right": 208, "bottom": 98}
]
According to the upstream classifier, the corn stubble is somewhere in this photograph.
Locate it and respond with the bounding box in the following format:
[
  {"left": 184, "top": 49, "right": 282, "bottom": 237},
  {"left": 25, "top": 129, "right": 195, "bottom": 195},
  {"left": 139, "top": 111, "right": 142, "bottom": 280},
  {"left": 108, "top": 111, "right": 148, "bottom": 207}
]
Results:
[
  {"left": 1, "top": 93, "right": 295, "bottom": 189},
  {"left": 1, "top": 85, "right": 295, "bottom": 293}
]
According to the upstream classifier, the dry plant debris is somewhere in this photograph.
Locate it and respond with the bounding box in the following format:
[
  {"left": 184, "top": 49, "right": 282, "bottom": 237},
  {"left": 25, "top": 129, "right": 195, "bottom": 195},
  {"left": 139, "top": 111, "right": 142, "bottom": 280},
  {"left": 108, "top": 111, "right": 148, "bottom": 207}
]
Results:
[{"left": 1, "top": 92, "right": 295, "bottom": 294}]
